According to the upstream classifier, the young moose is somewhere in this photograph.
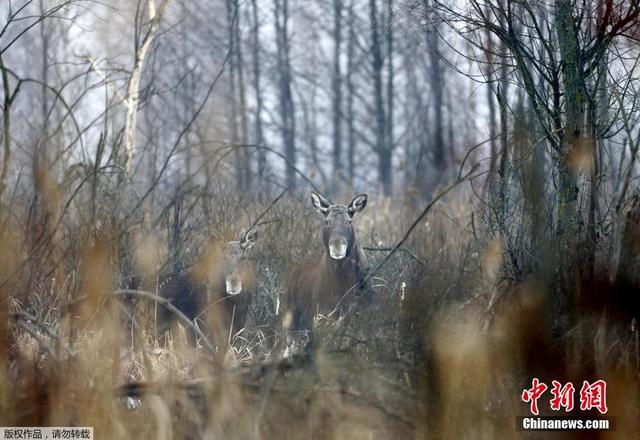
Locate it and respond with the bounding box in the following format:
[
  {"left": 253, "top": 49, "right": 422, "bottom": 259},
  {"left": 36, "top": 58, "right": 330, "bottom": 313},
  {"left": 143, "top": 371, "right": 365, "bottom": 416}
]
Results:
[
  {"left": 152, "top": 228, "right": 259, "bottom": 345},
  {"left": 286, "top": 191, "right": 369, "bottom": 345}
]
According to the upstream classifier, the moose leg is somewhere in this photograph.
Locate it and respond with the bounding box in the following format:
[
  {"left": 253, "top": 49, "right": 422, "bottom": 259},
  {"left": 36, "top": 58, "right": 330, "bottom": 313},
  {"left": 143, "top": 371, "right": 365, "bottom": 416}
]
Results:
[{"left": 288, "top": 303, "right": 315, "bottom": 355}]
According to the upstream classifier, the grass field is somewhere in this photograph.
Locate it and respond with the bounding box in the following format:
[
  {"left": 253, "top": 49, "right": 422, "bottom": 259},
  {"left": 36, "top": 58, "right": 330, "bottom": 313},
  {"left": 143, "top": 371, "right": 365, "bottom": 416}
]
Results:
[{"left": 1, "top": 181, "right": 638, "bottom": 439}]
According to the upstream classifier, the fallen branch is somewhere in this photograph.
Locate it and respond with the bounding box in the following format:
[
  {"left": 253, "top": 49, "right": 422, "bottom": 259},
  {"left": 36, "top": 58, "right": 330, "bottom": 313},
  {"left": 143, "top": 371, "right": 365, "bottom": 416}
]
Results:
[
  {"left": 116, "top": 353, "right": 414, "bottom": 429},
  {"left": 61, "top": 289, "right": 216, "bottom": 355},
  {"left": 113, "top": 289, "right": 216, "bottom": 355}
]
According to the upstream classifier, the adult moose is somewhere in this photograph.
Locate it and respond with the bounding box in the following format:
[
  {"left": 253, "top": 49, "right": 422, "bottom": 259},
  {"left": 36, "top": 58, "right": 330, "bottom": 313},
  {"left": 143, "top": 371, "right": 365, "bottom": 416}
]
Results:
[
  {"left": 133, "top": 227, "right": 259, "bottom": 348},
  {"left": 286, "top": 191, "right": 369, "bottom": 349}
]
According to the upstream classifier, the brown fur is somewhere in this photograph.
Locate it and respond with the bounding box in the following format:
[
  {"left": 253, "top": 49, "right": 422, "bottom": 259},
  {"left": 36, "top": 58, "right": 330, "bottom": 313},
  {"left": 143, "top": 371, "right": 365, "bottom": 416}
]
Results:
[
  {"left": 154, "top": 270, "right": 254, "bottom": 343},
  {"left": 286, "top": 192, "right": 369, "bottom": 334},
  {"left": 288, "top": 245, "right": 367, "bottom": 331},
  {"left": 128, "top": 235, "right": 258, "bottom": 346}
]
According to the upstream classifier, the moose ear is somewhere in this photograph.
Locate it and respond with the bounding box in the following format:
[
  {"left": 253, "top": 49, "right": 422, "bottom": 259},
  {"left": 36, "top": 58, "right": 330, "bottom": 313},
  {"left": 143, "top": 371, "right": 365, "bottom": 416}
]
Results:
[
  {"left": 310, "top": 191, "right": 331, "bottom": 215},
  {"left": 348, "top": 193, "right": 368, "bottom": 217},
  {"left": 241, "top": 227, "right": 258, "bottom": 250}
]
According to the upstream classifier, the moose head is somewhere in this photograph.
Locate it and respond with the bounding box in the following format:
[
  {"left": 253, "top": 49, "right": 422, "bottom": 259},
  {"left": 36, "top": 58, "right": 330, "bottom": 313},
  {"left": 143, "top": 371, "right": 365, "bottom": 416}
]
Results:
[
  {"left": 310, "top": 191, "right": 368, "bottom": 260},
  {"left": 222, "top": 227, "right": 258, "bottom": 295}
]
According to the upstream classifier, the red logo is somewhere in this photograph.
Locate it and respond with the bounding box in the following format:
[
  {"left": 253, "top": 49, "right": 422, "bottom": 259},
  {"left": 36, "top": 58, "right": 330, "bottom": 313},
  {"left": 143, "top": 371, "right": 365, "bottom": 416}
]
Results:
[
  {"left": 521, "top": 379, "right": 607, "bottom": 415},
  {"left": 521, "top": 378, "right": 547, "bottom": 415},
  {"left": 550, "top": 381, "right": 575, "bottom": 411},
  {"left": 579, "top": 380, "right": 608, "bottom": 414}
]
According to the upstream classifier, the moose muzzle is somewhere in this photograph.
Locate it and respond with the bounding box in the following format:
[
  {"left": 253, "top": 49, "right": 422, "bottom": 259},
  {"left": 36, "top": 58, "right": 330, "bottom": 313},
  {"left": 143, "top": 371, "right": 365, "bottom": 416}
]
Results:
[
  {"left": 329, "top": 236, "right": 348, "bottom": 260},
  {"left": 225, "top": 275, "right": 242, "bottom": 295}
]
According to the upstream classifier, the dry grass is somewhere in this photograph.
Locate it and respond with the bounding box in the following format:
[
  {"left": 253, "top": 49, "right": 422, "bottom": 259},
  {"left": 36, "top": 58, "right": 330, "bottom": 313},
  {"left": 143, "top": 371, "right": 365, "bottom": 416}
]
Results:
[{"left": 0, "top": 176, "right": 638, "bottom": 439}]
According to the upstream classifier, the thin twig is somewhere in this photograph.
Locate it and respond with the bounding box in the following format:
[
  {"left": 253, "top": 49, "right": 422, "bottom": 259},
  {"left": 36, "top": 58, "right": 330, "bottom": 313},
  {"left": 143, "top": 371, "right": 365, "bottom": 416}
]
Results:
[
  {"left": 361, "top": 165, "right": 480, "bottom": 287},
  {"left": 363, "top": 246, "right": 426, "bottom": 269},
  {"left": 61, "top": 289, "right": 216, "bottom": 355},
  {"left": 113, "top": 289, "right": 216, "bottom": 354},
  {"left": 242, "top": 186, "right": 289, "bottom": 241}
]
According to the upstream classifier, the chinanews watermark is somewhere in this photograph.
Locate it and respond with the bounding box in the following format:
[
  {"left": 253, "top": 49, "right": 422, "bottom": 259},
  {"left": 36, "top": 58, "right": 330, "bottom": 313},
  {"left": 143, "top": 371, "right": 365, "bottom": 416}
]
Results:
[{"left": 518, "top": 378, "right": 612, "bottom": 431}]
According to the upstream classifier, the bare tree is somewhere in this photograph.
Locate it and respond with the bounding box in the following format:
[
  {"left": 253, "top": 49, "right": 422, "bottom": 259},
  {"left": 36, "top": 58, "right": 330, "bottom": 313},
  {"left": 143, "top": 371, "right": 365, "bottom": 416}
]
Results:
[
  {"left": 369, "top": 0, "right": 392, "bottom": 194},
  {"left": 251, "top": 0, "right": 266, "bottom": 180},
  {"left": 425, "top": 0, "right": 445, "bottom": 190},
  {"left": 123, "top": 0, "right": 170, "bottom": 175},
  {"left": 345, "top": 0, "right": 357, "bottom": 186},
  {"left": 331, "top": 0, "right": 343, "bottom": 192},
  {"left": 435, "top": 0, "right": 640, "bottom": 334},
  {"left": 274, "top": 0, "right": 297, "bottom": 188}
]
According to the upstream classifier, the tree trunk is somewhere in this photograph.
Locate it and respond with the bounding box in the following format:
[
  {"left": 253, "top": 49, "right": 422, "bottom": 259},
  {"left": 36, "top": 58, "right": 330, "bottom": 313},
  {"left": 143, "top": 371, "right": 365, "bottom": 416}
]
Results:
[
  {"left": 425, "top": 0, "right": 444, "bottom": 190},
  {"left": 251, "top": 0, "right": 266, "bottom": 180},
  {"left": 122, "top": 0, "right": 169, "bottom": 176},
  {"left": 226, "top": 0, "right": 242, "bottom": 189},
  {"left": 617, "top": 193, "right": 640, "bottom": 286},
  {"left": 234, "top": 0, "right": 251, "bottom": 190},
  {"left": 346, "top": 0, "right": 356, "bottom": 186},
  {"left": 39, "top": 0, "right": 49, "bottom": 161},
  {"left": 483, "top": 7, "right": 497, "bottom": 193},
  {"left": 554, "top": 0, "right": 585, "bottom": 335},
  {"left": 496, "top": 38, "right": 510, "bottom": 232},
  {"left": 385, "top": 0, "right": 394, "bottom": 181},
  {"left": 300, "top": 72, "right": 328, "bottom": 189},
  {"left": 369, "top": 0, "right": 391, "bottom": 194},
  {"left": 274, "top": 0, "right": 296, "bottom": 188},
  {"left": 378, "top": 148, "right": 392, "bottom": 197},
  {"left": 332, "top": 0, "right": 343, "bottom": 192}
]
